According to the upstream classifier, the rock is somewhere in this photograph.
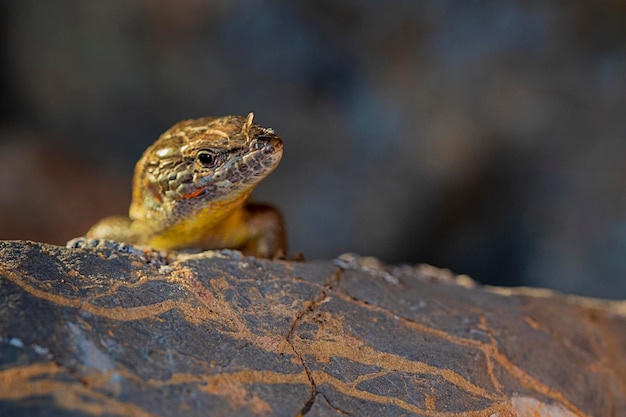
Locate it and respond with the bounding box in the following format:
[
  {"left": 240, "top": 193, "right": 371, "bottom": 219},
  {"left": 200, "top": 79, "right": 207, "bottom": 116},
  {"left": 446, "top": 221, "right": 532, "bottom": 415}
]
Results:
[{"left": 0, "top": 240, "right": 624, "bottom": 416}]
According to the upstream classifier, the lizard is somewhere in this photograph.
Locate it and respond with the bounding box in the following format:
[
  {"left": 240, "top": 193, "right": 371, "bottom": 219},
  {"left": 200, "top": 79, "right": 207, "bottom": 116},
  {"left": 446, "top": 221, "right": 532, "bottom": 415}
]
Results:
[{"left": 82, "top": 113, "right": 286, "bottom": 258}]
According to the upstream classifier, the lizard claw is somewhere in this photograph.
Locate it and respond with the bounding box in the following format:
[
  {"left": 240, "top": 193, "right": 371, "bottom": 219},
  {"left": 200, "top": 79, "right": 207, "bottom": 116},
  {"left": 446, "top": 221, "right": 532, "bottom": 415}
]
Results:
[{"left": 66, "top": 237, "right": 100, "bottom": 249}]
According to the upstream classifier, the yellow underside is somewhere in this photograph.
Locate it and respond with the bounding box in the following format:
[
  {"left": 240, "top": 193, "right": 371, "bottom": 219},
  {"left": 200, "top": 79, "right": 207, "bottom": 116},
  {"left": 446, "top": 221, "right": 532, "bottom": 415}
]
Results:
[{"left": 145, "top": 193, "right": 251, "bottom": 251}]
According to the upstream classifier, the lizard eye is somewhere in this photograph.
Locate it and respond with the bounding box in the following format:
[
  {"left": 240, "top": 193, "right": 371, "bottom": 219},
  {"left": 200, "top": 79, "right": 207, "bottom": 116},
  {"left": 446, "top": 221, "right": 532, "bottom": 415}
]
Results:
[{"left": 197, "top": 150, "right": 219, "bottom": 167}]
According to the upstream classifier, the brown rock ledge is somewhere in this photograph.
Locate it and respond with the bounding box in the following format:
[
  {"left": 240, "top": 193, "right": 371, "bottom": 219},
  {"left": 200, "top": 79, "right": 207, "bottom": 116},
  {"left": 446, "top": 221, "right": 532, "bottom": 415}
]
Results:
[{"left": 0, "top": 240, "right": 624, "bottom": 416}]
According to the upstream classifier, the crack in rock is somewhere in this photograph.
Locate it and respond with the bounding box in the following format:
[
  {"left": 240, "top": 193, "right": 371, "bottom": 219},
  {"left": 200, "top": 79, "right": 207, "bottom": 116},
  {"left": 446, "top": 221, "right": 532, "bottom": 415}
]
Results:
[{"left": 287, "top": 267, "right": 343, "bottom": 417}]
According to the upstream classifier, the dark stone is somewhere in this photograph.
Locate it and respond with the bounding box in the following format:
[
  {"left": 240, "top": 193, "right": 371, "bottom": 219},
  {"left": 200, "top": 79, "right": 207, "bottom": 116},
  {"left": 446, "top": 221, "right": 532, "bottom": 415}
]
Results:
[{"left": 0, "top": 240, "right": 624, "bottom": 416}]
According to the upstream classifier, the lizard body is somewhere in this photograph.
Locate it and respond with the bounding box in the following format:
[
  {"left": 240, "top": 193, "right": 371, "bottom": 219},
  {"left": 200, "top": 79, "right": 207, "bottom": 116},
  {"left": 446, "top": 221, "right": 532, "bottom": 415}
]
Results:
[{"left": 85, "top": 113, "right": 285, "bottom": 257}]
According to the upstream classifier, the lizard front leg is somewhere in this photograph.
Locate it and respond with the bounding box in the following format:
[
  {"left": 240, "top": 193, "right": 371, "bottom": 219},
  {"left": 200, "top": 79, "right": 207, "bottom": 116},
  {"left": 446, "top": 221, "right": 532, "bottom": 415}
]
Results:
[
  {"left": 84, "top": 216, "right": 138, "bottom": 244},
  {"left": 239, "top": 203, "right": 286, "bottom": 258}
]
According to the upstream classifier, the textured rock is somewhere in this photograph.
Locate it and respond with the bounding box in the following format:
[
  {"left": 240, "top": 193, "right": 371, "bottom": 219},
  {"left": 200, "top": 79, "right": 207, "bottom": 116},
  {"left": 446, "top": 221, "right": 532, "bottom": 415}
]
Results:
[{"left": 0, "top": 240, "right": 624, "bottom": 416}]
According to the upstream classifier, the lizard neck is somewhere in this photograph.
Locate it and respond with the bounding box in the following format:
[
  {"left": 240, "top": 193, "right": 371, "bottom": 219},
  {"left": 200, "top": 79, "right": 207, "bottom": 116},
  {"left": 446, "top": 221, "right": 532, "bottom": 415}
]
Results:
[{"left": 141, "top": 191, "right": 252, "bottom": 251}]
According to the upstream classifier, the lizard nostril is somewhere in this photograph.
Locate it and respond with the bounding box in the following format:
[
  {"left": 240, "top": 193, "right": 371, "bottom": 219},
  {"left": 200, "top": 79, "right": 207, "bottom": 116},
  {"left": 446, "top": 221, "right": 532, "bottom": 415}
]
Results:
[
  {"left": 254, "top": 137, "right": 269, "bottom": 150},
  {"left": 254, "top": 136, "right": 282, "bottom": 153}
]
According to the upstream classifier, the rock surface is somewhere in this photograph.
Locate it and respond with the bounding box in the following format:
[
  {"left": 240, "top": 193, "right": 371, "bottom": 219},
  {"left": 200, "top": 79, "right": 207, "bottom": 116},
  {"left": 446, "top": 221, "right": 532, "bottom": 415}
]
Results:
[{"left": 0, "top": 240, "right": 624, "bottom": 416}]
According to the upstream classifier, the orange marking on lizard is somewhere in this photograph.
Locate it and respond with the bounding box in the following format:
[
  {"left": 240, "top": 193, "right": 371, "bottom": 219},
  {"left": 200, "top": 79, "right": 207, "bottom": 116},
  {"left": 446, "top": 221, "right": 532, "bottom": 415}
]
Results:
[{"left": 180, "top": 187, "right": 205, "bottom": 199}]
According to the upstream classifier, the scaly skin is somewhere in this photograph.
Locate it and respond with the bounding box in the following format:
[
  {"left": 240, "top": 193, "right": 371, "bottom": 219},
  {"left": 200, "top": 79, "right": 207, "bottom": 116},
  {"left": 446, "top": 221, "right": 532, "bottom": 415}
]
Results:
[{"left": 86, "top": 113, "right": 285, "bottom": 257}]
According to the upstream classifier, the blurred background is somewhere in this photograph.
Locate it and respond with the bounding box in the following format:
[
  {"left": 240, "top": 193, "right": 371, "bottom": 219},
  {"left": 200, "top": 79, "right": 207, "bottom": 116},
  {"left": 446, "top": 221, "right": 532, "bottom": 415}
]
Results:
[{"left": 1, "top": 1, "right": 626, "bottom": 298}]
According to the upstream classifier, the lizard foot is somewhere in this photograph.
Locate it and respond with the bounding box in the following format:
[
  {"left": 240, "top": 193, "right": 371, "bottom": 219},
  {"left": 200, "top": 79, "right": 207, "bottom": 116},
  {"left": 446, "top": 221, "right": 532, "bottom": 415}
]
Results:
[
  {"left": 66, "top": 237, "right": 143, "bottom": 254},
  {"left": 66, "top": 237, "right": 170, "bottom": 264}
]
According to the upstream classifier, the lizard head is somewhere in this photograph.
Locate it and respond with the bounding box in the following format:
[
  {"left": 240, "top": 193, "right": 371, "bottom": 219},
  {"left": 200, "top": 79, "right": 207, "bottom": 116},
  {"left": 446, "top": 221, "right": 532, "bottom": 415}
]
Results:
[{"left": 130, "top": 113, "right": 283, "bottom": 222}]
